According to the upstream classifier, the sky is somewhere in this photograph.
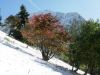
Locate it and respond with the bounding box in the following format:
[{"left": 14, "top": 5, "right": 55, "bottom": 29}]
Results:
[{"left": 0, "top": 0, "right": 100, "bottom": 21}]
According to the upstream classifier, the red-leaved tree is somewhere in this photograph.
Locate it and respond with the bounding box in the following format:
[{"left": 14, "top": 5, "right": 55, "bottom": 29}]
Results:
[{"left": 22, "top": 13, "right": 71, "bottom": 61}]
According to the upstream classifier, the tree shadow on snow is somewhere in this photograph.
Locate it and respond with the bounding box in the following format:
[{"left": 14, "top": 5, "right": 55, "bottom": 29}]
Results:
[
  {"left": 3, "top": 42, "right": 34, "bottom": 57},
  {"left": 3, "top": 42, "right": 79, "bottom": 75},
  {"left": 34, "top": 58, "right": 78, "bottom": 75}
]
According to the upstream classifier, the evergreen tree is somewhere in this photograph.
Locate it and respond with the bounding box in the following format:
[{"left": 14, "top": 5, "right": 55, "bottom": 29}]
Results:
[
  {"left": 9, "top": 29, "right": 23, "bottom": 41},
  {"left": 69, "top": 20, "right": 100, "bottom": 75},
  {"left": 17, "top": 4, "right": 29, "bottom": 29}
]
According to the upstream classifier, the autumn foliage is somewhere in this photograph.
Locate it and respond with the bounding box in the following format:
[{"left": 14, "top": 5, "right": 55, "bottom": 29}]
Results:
[{"left": 22, "top": 13, "right": 70, "bottom": 61}]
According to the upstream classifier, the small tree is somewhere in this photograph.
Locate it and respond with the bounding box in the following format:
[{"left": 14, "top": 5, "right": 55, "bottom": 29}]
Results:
[
  {"left": 5, "top": 15, "right": 23, "bottom": 41},
  {"left": 9, "top": 29, "right": 23, "bottom": 41},
  {"left": 5, "top": 15, "right": 19, "bottom": 28},
  {"left": 17, "top": 4, "right": 29, "bottom": 29},
  {"left": 22, "top": 13, "right": 70, "bottom": 61}
]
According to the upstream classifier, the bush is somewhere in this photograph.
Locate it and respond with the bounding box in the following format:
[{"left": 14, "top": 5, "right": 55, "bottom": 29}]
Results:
[{"left": 9, "top": 29, "right": 23, "bottom": 41}]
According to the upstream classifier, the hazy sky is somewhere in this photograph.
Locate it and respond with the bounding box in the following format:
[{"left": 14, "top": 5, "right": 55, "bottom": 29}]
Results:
[{"left": 0, "top": 0, "right": 100, "bottom": 21}]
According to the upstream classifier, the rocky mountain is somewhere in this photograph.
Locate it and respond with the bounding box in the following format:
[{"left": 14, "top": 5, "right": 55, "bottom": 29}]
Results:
[
  {"left": 54, "top": 12, "right": 85, "bottom": 25},
  {"left": 32, "top": 11, "right": 85, "bottom": 31},
  {"left": 33, "top": 11, "right": 85, "bottom": 25},
  {"left": 0, "top": 11, "right": 85, "bottom": 34}
]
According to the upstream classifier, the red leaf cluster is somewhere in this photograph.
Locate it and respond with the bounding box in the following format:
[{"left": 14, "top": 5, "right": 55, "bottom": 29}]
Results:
[{"left": 22, "top": 13, "right": 71, "bottom": 52}]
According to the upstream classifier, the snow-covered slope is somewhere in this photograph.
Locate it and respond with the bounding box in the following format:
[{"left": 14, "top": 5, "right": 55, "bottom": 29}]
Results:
[
  {"left": 0, "top": 31, "right": 89, "bottom": 75},
  {"left": 0, "top": 25, "right": 10, "bottom": 34}
]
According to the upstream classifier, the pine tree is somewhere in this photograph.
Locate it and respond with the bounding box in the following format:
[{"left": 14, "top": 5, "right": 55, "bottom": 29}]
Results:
[{"left": 17, "top": 4, "right": 29, "bottom": 29}]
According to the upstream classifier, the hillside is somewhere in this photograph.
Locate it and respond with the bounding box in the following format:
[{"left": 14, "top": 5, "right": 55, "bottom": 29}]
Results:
[{"left": 0, "top": 31, "right": 88, "bottom": 75}]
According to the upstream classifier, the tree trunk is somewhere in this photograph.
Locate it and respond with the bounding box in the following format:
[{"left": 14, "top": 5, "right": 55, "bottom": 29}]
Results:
[
  {"left": 74, "top": 65, "right": 79, "bottom": 72},
  {"left": 84, "top": 69, "right": 88, "bottom": 75},
  {"left": 74, "top": 62, "right": 79, "bottom": 72},
  {"left": 42, "top": 51, "right": 49, "bottom": 61},
  {"left": 97, "top": 68, "right": 100, "bottom": 75},
  {"left": 89, "top": 64, "right": 95, "bottom": 75}
]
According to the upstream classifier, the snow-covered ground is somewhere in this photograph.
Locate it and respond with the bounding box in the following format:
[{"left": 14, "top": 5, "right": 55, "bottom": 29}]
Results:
[{"left": 0, "top": 30, "right": 89, "bottom": 75}]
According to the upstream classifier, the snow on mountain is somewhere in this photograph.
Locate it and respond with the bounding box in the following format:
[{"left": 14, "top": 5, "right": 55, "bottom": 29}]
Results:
[
  {"left": 55, "top": 12, "right": 85, "bottom": 26},
  {"left": 0, "top": 11, "right": 85, "bottom": 34},
  {"left": 0, "top": 30, "right": 90, "bottom": 75},
  {"left": 32, "top": 10, "right": 85, "bottom": 27}
]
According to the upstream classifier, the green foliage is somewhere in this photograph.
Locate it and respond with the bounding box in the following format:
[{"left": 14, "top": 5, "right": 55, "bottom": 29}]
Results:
[
  {"left": 69, "top": 20, "right": 100, "bottom": 74},
  {"left": 56, "top": 52, "right": 69, "bottom": 62},
  {"left": 17, "top": 4, "right": 29, "bottom": 29},
  {"left": 6, "top": 5, "right": 29, "bottom": 44},
  {"left": 5, "top": 15, "right": 20, "bottom": 28},
  {"left": 9, "top": 29, "right": 23, "bottom": 41}
]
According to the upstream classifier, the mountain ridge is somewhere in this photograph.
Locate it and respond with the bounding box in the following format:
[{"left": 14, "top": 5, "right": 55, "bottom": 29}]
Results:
[
  {"left": 31, "top": 10, "right": 85, "bottom": 26},
  {"left": 0, "top": 11, "right": 85, "bottom": 33}
]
